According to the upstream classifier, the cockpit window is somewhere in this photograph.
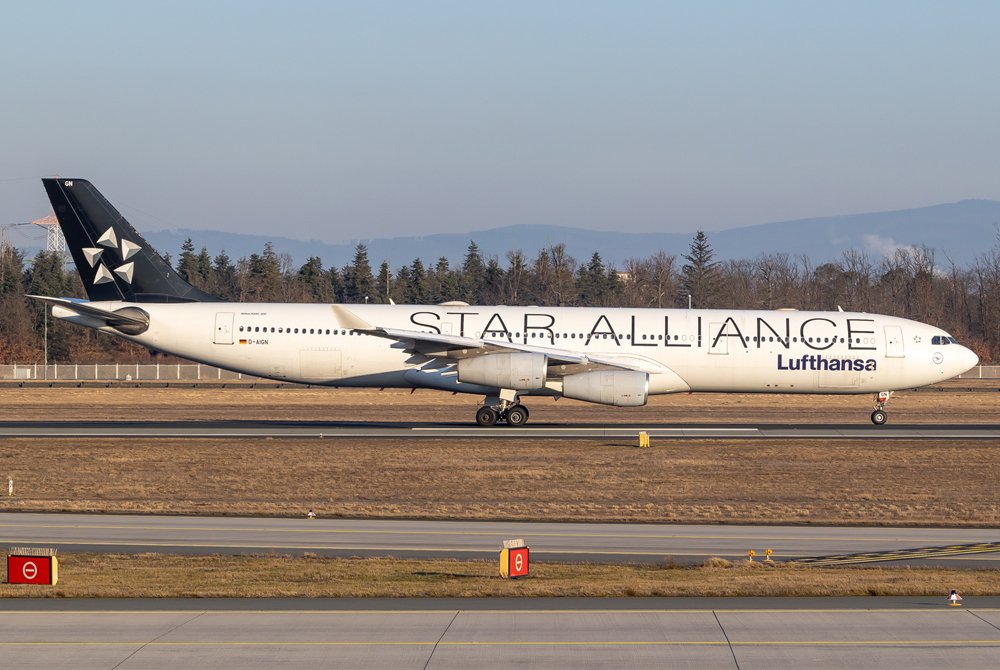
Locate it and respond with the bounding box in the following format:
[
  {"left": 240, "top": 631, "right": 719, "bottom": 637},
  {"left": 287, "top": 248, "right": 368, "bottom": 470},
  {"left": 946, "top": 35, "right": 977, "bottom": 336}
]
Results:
[{"left": 931, "top": 335, "right": 960, "bottom": 345}]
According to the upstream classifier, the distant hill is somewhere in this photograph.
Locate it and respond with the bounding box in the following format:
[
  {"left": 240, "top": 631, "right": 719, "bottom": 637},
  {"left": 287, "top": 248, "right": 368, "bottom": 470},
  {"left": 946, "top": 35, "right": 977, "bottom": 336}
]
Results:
[{"left": 22, "top": 199, "right": 1000, "bottom": 269}]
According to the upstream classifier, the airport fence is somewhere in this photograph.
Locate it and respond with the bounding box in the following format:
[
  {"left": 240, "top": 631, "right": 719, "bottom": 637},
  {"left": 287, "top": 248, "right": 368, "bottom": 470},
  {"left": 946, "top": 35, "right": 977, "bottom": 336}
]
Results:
[
  {"left": 1, "top": 363, "right": 999, "bottom": 382},
  {"left": 955, "top": 366, "right": 1000, "bottom": 379}
]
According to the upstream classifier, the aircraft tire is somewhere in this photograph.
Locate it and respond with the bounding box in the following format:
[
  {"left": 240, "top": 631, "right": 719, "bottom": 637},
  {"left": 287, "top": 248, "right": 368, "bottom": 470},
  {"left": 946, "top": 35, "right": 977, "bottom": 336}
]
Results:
[
  {"left": 476, "top": 407, "right": 500, "bottom": 426},
  {"left": 505, "top": 405, "right": 529, "bottom": 426},
  {"left": 870, "top": 409, "right": 887, "bottom": 425}
]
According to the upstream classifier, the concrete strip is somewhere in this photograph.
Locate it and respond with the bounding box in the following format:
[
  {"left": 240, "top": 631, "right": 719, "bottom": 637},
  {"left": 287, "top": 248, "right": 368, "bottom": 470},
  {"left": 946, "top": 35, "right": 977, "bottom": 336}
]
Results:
[
  {"left": 2, "top": 512, "right": 1000, "bottom": 566},
  {"left": 1, "top": 608, "right": 999, "bottom": 669}
]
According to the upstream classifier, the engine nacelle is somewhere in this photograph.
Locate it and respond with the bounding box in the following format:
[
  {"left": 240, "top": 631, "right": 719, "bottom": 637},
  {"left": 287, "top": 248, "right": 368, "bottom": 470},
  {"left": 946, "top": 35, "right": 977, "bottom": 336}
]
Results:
[
  {"left": 457, "top": 353, "right": 547, "bottom": 390},
  {"left": 562, "top": 370, "right": 649, "bottom": 407}
]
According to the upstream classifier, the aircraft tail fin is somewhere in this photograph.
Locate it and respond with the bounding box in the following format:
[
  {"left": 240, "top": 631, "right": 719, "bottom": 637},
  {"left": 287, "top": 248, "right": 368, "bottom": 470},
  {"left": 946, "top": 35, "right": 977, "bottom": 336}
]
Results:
[{"left": 41, "top": 178, "right": 219, "bottom": 303}]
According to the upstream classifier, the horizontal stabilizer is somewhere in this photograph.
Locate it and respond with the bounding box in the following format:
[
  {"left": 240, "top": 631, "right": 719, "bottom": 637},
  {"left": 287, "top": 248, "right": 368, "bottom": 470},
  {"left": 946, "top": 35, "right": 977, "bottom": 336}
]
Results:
[{"left": 29, "top": 296, "right": 149, "bottom": 334}]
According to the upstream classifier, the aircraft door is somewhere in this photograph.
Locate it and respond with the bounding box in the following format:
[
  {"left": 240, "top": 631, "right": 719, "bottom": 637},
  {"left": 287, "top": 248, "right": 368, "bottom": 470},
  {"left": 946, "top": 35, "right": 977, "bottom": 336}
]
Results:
[
  {"left": 214, "top": 312, "right": 234, "bottom": 345},
  {"left": 884, "top": 325, "right": 904, "bottom": 358}
]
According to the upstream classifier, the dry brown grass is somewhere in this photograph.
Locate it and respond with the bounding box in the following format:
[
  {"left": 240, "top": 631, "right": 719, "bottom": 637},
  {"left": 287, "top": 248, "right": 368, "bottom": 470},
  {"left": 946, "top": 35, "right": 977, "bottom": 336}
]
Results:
[
  {"left": 1, "top": 435, "right": 999, "bottom": 525},
  {"left": 2, "top": 551, "right": 999, "bottom": 598},
  {"left": 1, "top": 387, "right": 999, "bottom": 525}
]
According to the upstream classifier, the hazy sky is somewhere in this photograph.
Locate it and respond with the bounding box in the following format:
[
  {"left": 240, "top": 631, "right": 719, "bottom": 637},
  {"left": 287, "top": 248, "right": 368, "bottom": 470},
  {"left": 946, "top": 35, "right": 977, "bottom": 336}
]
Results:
[{"left": 2, "top": 1, "right": 999, "bottom": 244}]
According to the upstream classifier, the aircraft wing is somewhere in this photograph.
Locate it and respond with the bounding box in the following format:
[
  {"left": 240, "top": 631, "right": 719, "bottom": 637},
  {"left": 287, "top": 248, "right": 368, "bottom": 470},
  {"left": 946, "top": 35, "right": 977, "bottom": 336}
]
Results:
[{"left": 364, "top": 325, "right": 670, "bottom": 376}]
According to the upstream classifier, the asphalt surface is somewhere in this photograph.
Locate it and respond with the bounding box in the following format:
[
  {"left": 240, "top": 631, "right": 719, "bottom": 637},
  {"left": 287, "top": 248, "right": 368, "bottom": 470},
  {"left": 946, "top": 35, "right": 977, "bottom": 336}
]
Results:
[
  {"left": 3, "top": 513, "right": 999, "bottom": 566},
  {"left": 1, "top": 600, "right": 998, "bottom": 669},
  {"left": 2, "top": 419, "right": 1000, "bottom": 439}
]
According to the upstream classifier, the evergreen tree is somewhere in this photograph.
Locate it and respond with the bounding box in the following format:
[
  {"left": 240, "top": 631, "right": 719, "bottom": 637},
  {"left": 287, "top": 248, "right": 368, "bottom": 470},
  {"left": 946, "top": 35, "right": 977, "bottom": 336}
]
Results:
[
  {"left": 210, "top": 250, "right": 238, "bottom": 299},
  {"left": 342, "top": 244, "right": 374, "bottom": 303},
  {"left": 328, "top": 266, "right": 344, "bottom": 303},
  {"left": 678, "top": 231, "right": 720, "bottom": 308},
  {"left": 196, "top": 247, "right": 213, "bottom": 288},
  {"left": 27, "top": 251, "right": 76, "bottom": 361},
  {"left": 482, "top": 257, "right": 504, "bottom": 304},
  {"left": 430, "top": 256, "right": 459, "bottom": 303},
  {"left": 405, "top": 258, "right": 428, "bottom": 304},
  {"left": 461, "top": 241, "right": 485, "bottom": 303},
  {"left": 297, "top": 256, "right": 333, "bottom": 303},
  {"left": 177, "top": 239, "right": 201, "bottom": 285},
  {"left": 246, "top": 242, "right": 283, "bottom": 301},
  {"left": 577, "top": 252, "right": 610, "bottom": 306},
  {"left": 394, "top": 265, "right": 412, "bottom": 304},
  {"left": 0, "top": 245, "right": 38, "bottom": 359},
  {"left": 376, "top": 261, "right": 392, "bottom": 303}
]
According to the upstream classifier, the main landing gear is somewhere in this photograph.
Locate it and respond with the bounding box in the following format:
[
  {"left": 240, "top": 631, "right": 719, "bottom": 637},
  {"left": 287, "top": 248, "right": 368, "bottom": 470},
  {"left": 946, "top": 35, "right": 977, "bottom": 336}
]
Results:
[
  {"left": 475, "top": 397, "right": 530, "bottom": 426},
  {"left": 870, "top": 391, "right": 894, "bottom": 425}
]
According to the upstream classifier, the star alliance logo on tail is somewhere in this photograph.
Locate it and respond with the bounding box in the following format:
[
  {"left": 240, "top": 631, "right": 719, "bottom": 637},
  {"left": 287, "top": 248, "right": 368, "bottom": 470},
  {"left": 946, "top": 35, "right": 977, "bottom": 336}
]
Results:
[
  {"left": 777, "top": 354, "right": 877, "bottom": 372},
  {"left": 88, "top": 228, "right": 142, "bottom": 286}
]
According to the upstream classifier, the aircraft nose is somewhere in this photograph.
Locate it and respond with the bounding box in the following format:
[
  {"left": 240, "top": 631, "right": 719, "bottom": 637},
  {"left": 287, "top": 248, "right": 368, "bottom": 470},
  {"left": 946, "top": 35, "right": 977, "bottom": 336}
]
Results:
[
  {"left": 956, "top": 346, "right": 979, "bottom": 375},
  {"left": 945, "top": 345, "right": 979, "bottom": 377}
]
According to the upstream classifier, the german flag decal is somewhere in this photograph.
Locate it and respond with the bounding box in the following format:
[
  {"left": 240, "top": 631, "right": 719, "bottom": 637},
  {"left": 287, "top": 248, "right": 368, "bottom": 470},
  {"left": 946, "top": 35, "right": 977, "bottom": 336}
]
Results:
[{"left": 239, "top": 339, "right": 248, "bottom": 344}]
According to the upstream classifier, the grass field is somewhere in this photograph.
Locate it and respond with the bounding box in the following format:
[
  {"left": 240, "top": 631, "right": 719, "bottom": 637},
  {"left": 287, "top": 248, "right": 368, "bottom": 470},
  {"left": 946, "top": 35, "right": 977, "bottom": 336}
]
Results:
[
  {"left": 3, "top": 551, "right": 999, "bottom": 598},
  {"left": 1, "top": 387, "right": 998, "bottom": 525}
]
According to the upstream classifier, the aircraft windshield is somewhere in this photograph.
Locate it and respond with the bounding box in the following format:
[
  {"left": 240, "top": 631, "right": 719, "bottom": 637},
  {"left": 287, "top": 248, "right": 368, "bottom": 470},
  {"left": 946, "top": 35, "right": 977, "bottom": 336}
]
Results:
[{"left": 931, "top": 335, "right": 960, "bottom": 345}]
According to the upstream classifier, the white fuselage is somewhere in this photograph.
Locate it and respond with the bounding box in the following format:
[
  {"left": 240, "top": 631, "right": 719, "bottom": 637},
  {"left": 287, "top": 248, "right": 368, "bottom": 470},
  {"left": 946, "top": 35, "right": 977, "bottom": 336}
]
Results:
[{"left": 56, "top": 302, "right": 979, "bottom": 397}]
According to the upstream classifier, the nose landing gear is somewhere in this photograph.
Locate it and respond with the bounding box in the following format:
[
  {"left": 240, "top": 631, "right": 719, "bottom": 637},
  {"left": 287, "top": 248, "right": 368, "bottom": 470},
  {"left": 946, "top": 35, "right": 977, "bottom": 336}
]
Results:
[{"left": 870, "top": 391, "right": 893, "bottom": 425}]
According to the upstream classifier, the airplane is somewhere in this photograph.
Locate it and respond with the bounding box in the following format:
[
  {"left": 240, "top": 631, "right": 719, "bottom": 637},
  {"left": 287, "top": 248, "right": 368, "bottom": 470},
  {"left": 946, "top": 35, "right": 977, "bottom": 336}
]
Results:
[{"left": 33, "top": 178, "right": 978, "bottom": 426}]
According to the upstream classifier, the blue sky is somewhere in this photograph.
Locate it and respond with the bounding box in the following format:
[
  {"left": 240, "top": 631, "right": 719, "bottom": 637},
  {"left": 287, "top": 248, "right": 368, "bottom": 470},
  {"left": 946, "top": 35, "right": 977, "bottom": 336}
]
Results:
[{"left": 2, "top": 1, "right": 998, "bottom": 243}]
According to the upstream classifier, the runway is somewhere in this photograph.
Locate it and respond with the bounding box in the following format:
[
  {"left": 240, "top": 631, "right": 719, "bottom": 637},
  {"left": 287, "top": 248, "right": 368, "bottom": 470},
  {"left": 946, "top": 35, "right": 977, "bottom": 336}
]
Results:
[
  {"left": 2, "top": 600, "right": 999, "bottom": 669},
  {"left": 2, "top": 419, "right": 1000, "bottom": 439},
  {"left": 3, "top": 513, "right": 999, "bottom": 565}
]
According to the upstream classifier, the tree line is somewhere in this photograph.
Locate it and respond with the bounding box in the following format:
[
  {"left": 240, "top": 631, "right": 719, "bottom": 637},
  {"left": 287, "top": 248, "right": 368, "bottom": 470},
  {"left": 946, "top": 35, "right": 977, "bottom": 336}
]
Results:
[{"left": 0, "top": 230, "right": 997, "bottom": 363}]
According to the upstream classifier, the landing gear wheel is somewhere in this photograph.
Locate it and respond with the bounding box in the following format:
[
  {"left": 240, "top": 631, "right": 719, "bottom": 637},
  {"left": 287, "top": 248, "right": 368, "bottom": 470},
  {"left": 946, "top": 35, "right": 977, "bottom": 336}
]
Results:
[
  {"left": 505, "top": 404, "right": 529, "bottom": 426},
  {"left": 476, "top": 407, "right": 500, "bottom": 427},
  {"left": 871, "top": 409, "right": 888, "bottom": 426}
]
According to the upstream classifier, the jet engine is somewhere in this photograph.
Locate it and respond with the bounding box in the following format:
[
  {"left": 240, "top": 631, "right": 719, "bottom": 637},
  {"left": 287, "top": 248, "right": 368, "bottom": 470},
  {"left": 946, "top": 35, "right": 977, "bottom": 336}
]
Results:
[
  {"left": 457, "top": 352, "right": 547, "bottom": 390},
  {"left": 562, "top": 370, "right": 649, "bottom": 407}
]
